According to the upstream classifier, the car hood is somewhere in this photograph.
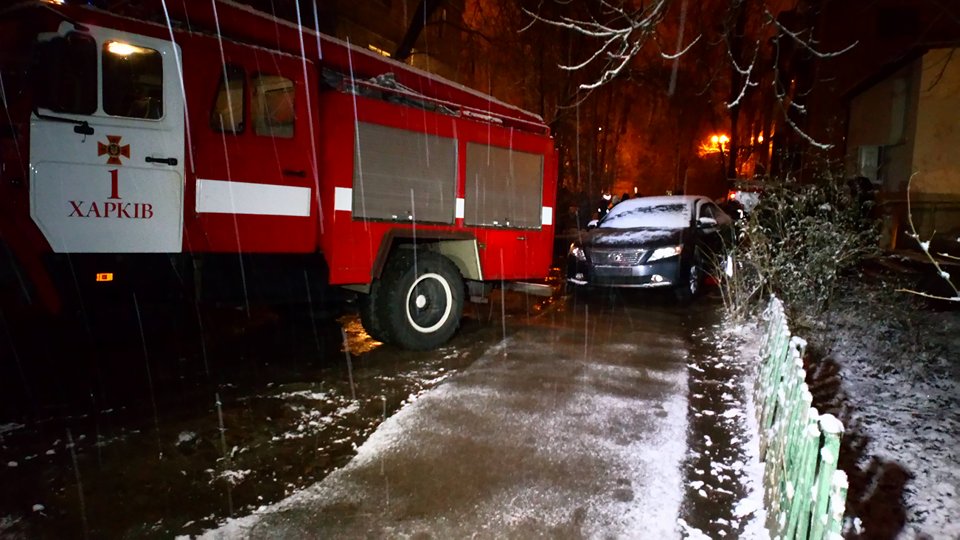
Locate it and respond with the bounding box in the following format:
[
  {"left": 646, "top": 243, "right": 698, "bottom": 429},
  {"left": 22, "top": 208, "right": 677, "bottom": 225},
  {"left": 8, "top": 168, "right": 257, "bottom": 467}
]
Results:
[{"left": 579, "top": 227, "right": 684, "bottom": 248}]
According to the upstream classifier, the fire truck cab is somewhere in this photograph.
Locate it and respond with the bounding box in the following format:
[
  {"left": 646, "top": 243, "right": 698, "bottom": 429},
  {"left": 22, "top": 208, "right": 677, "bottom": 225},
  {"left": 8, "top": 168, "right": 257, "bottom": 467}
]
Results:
[{"left": 0, "top": 1, "right": 557, "bottom": 350}]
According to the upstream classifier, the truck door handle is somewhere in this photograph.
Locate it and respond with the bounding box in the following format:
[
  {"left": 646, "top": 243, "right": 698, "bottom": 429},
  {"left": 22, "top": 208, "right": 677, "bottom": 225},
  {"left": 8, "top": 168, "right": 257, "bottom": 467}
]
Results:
[
  {"left": 73, "top": 122, "right": 94, "bottom": 136},
  {"left": 145, "top": 156, "right": 178, "bottom": 166},
  {"left": 283, "top": 169, "right": 306, "bottom": 178}
]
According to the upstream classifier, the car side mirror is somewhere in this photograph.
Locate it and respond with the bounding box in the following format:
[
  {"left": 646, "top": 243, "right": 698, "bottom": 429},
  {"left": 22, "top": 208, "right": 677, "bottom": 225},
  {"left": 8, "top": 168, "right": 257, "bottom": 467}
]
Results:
[
  {"left": 698, "top": 216, "right": 718, "bottom": 228},
  {"left": 587, "top": 219, "right": 598, "bottom": 229}
]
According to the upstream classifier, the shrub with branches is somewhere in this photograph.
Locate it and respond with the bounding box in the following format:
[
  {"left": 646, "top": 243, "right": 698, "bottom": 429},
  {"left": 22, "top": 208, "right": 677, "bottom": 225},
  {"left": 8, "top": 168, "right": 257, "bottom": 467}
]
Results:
[{"left": 719, "top": 173, "right": 878, "bottom": 325}]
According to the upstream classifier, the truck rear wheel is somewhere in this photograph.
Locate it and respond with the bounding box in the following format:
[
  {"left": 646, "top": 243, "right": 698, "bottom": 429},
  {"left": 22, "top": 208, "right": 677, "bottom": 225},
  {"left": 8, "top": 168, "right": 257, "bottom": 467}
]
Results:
[
  {"left": 359, "top": 285, "right": 392, "bottom": 343},
  {"left": 380, "top": 251, "right": 464, "bottom": 350}
]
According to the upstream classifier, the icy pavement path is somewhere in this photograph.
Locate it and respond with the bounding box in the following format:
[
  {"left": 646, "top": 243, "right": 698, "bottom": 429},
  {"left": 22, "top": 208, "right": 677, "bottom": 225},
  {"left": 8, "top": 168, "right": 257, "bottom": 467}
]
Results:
[{"left": 200, "top": 305, "right": 692, "bottom": 538}]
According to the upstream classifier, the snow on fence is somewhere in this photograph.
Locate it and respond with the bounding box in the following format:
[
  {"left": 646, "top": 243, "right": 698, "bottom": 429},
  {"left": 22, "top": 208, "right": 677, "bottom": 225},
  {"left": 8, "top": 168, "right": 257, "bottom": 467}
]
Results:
[{"left": 754, "top": 296, "right": 848, "bottom": 540}]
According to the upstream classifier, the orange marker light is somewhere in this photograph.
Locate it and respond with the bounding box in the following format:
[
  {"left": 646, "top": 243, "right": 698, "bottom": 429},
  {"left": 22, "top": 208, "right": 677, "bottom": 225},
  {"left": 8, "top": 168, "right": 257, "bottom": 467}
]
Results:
[{"left": 96, "top": 273, "right": 114, "bottom": 282}]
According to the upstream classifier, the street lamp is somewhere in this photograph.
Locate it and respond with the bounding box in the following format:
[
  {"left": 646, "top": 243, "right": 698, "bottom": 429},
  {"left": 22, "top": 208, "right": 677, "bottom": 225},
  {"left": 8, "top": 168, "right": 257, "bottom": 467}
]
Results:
[
  {"left": 697, "top": 133, "right": 731, "bottom": 181},
  {"left": 710, "top": 134, "right": 729, "bottom": 148},
  {"left": 711, "top": 134, "right": 729, "bottom": 179}
]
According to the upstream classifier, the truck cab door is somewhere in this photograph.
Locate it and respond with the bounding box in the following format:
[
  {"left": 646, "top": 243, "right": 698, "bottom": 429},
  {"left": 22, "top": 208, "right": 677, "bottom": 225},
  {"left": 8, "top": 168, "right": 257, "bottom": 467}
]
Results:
[{"left": 29, "top": 22, "right": 185, "bottom": 253}]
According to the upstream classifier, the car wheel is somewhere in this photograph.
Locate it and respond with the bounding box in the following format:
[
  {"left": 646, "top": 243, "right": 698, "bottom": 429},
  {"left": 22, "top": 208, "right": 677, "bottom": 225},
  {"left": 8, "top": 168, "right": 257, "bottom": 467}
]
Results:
[
  {"left": 380, "top": 251, "right": 464, "bottom": 350},
  {"left": 674, "top": 261, "right": 701, "bottom": 301}
]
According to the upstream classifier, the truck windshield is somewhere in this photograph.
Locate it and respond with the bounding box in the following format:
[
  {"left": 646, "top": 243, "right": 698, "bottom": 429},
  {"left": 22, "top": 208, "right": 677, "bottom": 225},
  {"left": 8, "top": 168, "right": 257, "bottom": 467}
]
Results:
[
  {"left": 102, "top": 41, "right": 163, "bottom": 119},
  {"left": 33, "top": 32, "right": 97, "bottom": 115},
  {"left": 32, "top": 33, "right": 164, "bottom": 120}
]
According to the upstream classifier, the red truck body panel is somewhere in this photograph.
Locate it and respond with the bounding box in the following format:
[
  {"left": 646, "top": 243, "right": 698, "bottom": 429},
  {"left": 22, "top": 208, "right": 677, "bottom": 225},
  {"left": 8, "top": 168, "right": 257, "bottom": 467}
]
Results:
[
  {"left": 0, "top": 1, "right": 557, "bottom": 314},
  {"left": 317, "top": 92, "right": 556, "bottom": 284}
]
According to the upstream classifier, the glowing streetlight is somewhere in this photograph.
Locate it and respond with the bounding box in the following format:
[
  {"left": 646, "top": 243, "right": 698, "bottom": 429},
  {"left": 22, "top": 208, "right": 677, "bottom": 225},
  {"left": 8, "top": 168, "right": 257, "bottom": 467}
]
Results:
[{"left": 698, "top": 133, "right": 730, "bottom": 157}]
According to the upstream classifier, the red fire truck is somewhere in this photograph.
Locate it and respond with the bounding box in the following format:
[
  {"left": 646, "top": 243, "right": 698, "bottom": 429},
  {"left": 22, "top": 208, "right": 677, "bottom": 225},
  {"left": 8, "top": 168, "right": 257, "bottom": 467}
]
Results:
[{"left": 0, "top": 0, "right": 557, "bottom": 350}]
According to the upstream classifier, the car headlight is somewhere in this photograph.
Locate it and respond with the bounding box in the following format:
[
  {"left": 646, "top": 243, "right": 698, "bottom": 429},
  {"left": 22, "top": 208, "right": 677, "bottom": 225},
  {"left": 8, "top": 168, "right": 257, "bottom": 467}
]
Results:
[
  {"left": 647, "top": 245, "right": 682, "bottom": 262},
  {"left": 569, "top": 243, "right": 586, "bottom": 261}
]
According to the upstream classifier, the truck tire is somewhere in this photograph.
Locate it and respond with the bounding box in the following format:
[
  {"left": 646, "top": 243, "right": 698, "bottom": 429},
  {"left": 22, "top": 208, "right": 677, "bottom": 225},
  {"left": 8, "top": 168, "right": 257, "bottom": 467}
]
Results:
[
  {"left": 380, "top": 251, "right": 464, "bottom": 350},
  {"left": 359, "top": 285, "right": 392, "bottom": 343}
]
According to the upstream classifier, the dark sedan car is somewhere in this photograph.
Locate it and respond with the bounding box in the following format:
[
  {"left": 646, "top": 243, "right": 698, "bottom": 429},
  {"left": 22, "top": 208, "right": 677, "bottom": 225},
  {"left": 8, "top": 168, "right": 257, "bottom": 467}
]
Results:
[{"left": 566, "top": 195, "right": 733, "bottom": 299}]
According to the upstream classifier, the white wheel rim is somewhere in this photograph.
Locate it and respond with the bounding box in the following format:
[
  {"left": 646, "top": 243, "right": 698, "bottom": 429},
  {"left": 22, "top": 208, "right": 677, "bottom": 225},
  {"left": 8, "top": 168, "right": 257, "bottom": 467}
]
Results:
[{"left": 405, "top": 272, "right": 453, "bottom": 334}]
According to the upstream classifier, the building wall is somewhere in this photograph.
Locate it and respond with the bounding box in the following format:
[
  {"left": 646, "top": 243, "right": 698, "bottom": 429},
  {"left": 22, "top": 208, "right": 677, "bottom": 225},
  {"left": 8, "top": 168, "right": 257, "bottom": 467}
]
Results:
[
  {"left": 808, "top": 0, "right": 960, "bottom": 150},
  {"left": 847, "top": 48, "right": 960, "bottom": 247},
  {"left": 235, "top": 0, "right": 464, "bottom": 82},
  {"left": 846, "top": 61, "right": 920, "bottom": 194},
  {"left": 909, "top": 48, "right": 960, "bottom": 240},
  {"left": 913, "top": 49, "right": 960, "bottom": 196},
  {"left": 325, "top": 0, "right": 464, "bottom": 83}
]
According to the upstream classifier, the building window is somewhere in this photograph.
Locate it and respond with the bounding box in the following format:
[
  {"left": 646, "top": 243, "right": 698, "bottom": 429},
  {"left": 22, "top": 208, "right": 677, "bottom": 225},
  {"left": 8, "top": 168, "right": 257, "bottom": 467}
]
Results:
[{"left": 367, "top": 44, "right": 392, "bottom": 57}]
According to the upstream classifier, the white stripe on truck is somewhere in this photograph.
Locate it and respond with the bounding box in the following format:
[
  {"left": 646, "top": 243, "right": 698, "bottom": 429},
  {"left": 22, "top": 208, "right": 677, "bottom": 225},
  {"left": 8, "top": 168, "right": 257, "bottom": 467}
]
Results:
[{"left": 196, "top": 179, "right": 311, "bottom": 217}]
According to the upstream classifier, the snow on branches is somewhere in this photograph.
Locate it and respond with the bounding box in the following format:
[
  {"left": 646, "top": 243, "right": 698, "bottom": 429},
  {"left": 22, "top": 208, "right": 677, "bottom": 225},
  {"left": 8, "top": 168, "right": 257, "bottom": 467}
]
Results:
[
  {"left": 522, "top": 0, "right": 680, "bottom": 91},
  {"left": 524, "top": 0, "right": 857, "bottom": 150},
  {"left": 897, "top": 173, "right": 960, "bottom": 302}
]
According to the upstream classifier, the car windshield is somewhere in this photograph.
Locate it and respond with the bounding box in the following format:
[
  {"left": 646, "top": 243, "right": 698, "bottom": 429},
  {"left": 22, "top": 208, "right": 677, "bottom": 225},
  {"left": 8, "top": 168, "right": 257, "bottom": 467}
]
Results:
[{"left": 599, "top": 201, "right": 690, "bottom": 229}]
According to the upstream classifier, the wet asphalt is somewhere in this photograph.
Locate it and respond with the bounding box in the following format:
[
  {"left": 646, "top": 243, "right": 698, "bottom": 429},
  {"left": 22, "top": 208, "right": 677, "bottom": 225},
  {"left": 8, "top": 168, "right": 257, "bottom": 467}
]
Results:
[{"left": 0, "top": 285, "right": 759, "bottom": 538}]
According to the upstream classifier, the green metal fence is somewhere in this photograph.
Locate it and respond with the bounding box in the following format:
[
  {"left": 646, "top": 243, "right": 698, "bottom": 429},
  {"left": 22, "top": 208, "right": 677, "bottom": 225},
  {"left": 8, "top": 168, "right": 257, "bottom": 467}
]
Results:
[{"left": 754, "top": 296, "right": 848, "bottom": 539}]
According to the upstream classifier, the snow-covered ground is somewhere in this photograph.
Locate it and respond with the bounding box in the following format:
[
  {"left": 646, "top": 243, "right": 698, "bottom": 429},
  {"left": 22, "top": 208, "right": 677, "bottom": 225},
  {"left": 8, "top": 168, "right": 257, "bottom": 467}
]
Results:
[
  {"left": 190, "top": 304, "right": 779, "bottom": 539},
  {"left": 724, "top": 322, "right": 769, "bottom": 540},
  {"left": 195, "top": 317, "right": 698, "bottom": 538},
  {"left": 800, "top": 275, "right": 960, "bottom": 538}
]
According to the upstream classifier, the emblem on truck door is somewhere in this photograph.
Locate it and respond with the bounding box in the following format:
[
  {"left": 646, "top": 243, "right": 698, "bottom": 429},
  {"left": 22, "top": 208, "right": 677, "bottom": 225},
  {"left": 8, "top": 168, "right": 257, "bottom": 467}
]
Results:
[{"left": 97, "top": 135, "right": 130, "bottom": 165}]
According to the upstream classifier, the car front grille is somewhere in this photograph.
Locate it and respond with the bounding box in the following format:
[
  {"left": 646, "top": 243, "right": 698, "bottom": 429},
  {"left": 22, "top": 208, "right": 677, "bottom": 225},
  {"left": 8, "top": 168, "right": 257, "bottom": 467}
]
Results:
[{"left": 590, "top": 248, "right": 646, "bottom": 266}]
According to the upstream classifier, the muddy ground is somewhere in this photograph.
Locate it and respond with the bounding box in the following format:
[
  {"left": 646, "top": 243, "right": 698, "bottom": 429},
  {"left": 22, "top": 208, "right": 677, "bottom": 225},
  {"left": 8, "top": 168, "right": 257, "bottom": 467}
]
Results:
[
  {"left": 1, "top": 275, "right": 803, "bottom": 539},
  {"left": 0, "top": 285, "right": 561, "bottom": 539}
]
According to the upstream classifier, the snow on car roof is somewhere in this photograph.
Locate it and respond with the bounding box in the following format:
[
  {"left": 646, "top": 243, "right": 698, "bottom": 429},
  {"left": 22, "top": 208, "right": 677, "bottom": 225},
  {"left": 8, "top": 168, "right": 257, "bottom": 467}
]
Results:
[{"left": 600, "top": 195, "right": 703, "bottom": 229}]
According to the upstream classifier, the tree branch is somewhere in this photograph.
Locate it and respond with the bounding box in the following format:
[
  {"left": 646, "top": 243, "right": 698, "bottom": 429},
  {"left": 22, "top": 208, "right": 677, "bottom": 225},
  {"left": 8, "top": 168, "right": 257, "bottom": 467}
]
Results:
[{"left": 900, "top": 172, "right": 960, "bottom": 300}]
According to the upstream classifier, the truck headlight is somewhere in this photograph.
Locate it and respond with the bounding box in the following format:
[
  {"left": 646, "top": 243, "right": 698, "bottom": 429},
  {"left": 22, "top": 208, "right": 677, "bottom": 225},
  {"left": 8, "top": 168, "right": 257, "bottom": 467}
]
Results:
[
  {"left": 648, "top": 245, "right": 682, "bottom": 262},
  {"left": 569, "top": 244, "right": 586, "bottom": 261}
]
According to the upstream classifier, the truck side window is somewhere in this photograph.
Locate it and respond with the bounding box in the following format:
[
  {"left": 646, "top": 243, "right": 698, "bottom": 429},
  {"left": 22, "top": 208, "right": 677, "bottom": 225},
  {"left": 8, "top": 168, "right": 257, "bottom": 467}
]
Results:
[
  {"left": 252, "top": 74, "right": 294, "bottom": 138},
  {"left": 102, "top": 41, "right": 163, "bottom": 119},
  {"left": 210, "top": 65, "right": 246, "bottom": 134},
  {"left": 33, "top": 32, "right": 97, "bottom": 115}
]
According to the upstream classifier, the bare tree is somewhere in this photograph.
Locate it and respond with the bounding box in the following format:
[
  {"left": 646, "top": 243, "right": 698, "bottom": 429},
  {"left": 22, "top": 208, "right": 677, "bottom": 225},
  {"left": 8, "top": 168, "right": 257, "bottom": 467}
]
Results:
[
  {"left": 460, "top": 0, "right": 634, "bottom": 196},
  {"left": 522, "top": 1, "right": 682, "bottom": 91},
  {"left": 524, "top": 0, "right": 857, "bottom": 177},
  {"left": 393, "top": 0, "right": 445, "bottom": 61}
]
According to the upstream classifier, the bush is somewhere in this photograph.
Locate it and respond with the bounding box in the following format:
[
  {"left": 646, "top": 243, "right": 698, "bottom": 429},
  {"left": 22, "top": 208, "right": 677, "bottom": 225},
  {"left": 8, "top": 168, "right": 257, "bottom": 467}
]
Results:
[{"left": 719, "top": 173, "right": 878, "bottom": 326}]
